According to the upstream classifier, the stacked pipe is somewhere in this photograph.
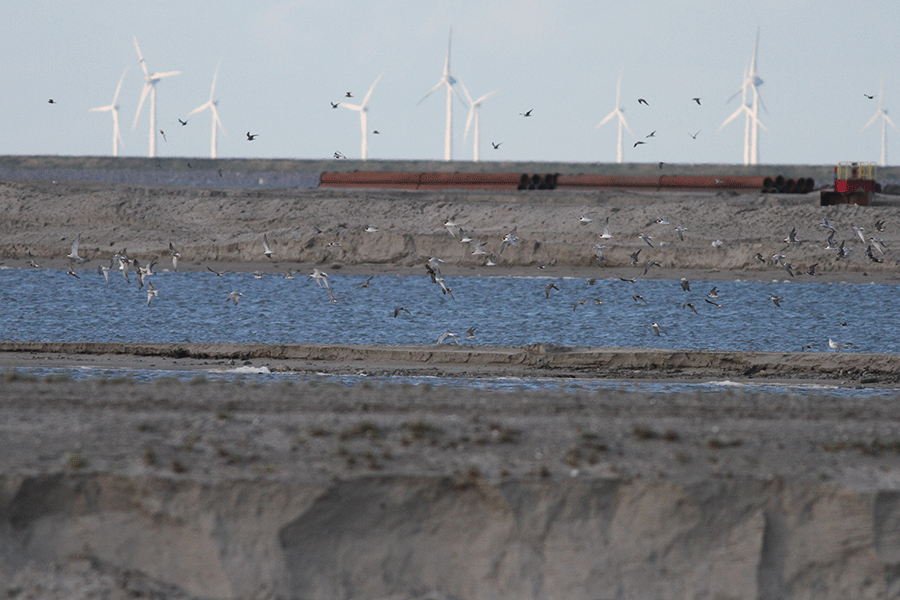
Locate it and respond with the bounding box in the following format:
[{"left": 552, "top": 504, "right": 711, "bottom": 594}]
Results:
[{"left": 762, "top": 176, "right": 816, "bottom": 194}]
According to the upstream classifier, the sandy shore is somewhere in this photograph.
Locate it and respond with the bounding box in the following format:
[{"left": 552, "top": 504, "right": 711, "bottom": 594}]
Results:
[{"left": 2, "top": 173, "right": 900, "bottom": 599}]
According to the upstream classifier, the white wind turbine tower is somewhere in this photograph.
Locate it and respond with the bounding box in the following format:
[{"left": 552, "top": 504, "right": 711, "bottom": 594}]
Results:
[
  {"left": 460, "top": 81, "right": 498, "bottom": 162},
  {"left": 188, "top": 66, "right": 226, "bottom": 159},
  {"left": 596, "top": 77, "right": 634, "bottom": 163},
  {"left": 340, "top": 73, "right": 383, "bottom": 160},
  {"left": 89, "top": 67, "right": 128, "bottom": 157},
  {"left": 418, "top": 27, "right": 467, "bottom": 161},
  {"left": 724, "top": 27, "right": 766, "bottom": 165},
  {"left": 860, "top": 78, "right": 898, "bottom": 166},
  {"left": 718, "top": 66, "right": 756, "bottom": 165},
  {"left": 132, "top": 36, "right": 181, "bottom": 158}
]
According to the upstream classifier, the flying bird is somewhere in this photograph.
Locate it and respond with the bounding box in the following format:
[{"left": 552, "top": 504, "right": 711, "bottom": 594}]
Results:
[
  {"left": 345, "top": 92, "right": 353, "bottom": 98},
  {"left": 226, "top": 291, "right": 243, "bottom": 305},
  {"left": 651, "top": 322, "right": 667, "bottom": 336},
  {"left": 437, "top": 332, "right": 460, "bottom": 345},
  {"left": 491, "top": 142, "right": 502, "bottom": 149},
  {"left": 680, "top": 278, "right": 690, "bottom": 291},
  {"left": 520, "top": 109, "right": 533, "bottom": 117},
  {"left": 633, "top": 140, "right": 646, "bottom": 148},
  {"left": 393, "top": 306, "right": 411, "bottom": 317},
  {"left": 692, "top": 97, "right": 702, "bottom": 105},
  {"left": 246, "top": 132, "right": 258, "bottom": 141},
  {"left": 330, "top": 102, "right": 340, "bottom": 108},
  {"left": 638, "top": 233, "right": 653, "bottom": 247},
  {"left": 146, "top": 281, "right": 159, "bottom": 306},
  {"left": 465, "top": 326, "right": 477, "bottom": 339},
  {"left": 689, "top": 131, "right": 700, "bottom": 139},
  {"left": 646, "top": 130, "right": 656, "bottom": 138},
  {"left": 599, "top": 216, "right": 613, "bottom": 239},
  {"left": 160, "top": 130, "right": 166, "bottom": 141},
  {"left": 178, "top": 118, "right": 187, "bottom": 126},
  {"left": 207, "top": 265, "right": 224, "bottom": 276},
  {"left": 66, "top": 233, "right": 85, "bottom": 262},
  {"left": 864, "top": 93, "right": 875, "bottom": 100},
  {"left": 545, "top": 282, "right": 559, "bottom": 298},
  {"left": 769, "top": 294, "right": 782, "bottom": 307},
  {"left": 637, "top": 98, "right": 649, "bottom": 106},
  {"left": 262, "top": 234, "right": 274, "bottom": 258},
  {"left": 48, "top": 99, "right": 56, "bottom": 104},
  {"left": 682, "top": 302, "right": 698, "bottom": 314}
]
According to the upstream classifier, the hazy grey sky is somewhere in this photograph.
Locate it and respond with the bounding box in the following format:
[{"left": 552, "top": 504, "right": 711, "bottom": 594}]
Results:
[{"left": 3, "top": 0, "right": 900, "bottom": 165}]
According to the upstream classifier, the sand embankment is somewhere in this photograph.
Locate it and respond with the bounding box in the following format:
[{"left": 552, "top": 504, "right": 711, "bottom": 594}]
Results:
[
  {"left": 2, "top": 167, "right": 900, "bottom": 599},
  {"left": 2, "top": 377, "right": 900, "bottom": 599}
]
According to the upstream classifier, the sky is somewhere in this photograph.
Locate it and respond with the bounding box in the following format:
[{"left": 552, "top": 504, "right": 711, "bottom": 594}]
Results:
[{"left": 3, "top": 0, "right": 900, "bottom": 166}]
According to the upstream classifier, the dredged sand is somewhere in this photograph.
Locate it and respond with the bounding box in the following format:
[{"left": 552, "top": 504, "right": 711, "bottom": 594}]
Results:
[{"left": 1, "top": 175, "right": 900, "bottom": 599}]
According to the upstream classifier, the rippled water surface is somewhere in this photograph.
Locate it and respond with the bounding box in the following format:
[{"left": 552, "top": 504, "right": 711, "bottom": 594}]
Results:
[{"left": 1, "top": 266, "right": 895, "bottom": 353}]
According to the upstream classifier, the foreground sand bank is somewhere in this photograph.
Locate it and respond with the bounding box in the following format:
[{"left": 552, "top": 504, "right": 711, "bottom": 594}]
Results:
[{"left": 0, "top": 341, "right": 898, "bottom": 385}]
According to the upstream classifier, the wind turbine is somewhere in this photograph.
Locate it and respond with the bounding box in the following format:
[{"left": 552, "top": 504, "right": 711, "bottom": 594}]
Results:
[
  {"left": 860, "top": 77, "right": 899, "bottom": 166},
  {"left": 340, "top": 73, "right": 383, "bottom": 160},
  {"left": 724, "top": 27, "right": 766, "bottom": 164},
  {"left": 132, "top": 36, "right": 181, "bottom": 158},
  {"left": 596, "top": 77, "right": 634, "bottom": 163},
  {"left": 418, "top": 27, "right": 467, "bottom": 161},
  {"left": 188, "top": 66, "right": 226, "bottom": 159},
  {"left": 89, "top": 67, "right": 128, "bottom": 157},
  {"left": 460, "top": 81, "right": 498, "bottom": 162}
]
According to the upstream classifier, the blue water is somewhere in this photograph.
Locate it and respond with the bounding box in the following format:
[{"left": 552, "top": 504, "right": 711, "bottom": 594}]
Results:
[{"left": 0, "top": 266, "right": 894, "bottom": 353}]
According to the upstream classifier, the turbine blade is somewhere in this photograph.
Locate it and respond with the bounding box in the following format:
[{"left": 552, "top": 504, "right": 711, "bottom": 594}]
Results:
[
  {"left": 884, "top": 113, "right": 900, "bottom": 133},
  {"left": 187, "top": 101, "right": 211, "bottom": 117},
  {"left": 209, "top": 65, "right": 219, "bottom": 101},
  {"left": 450, "top": 82, "right": 468, "bottom": 108},
  {"left": 361, "top": 73, "right": 383, "bottom": 107},
  {"left": 211, "top": 106, "right": 226, "bottom": 136},
  {"left": 133, "top": 36, "right": 149, "bottom": 76},
  {"left": 620, "top": 113, "right": 635, "bottom": 137},
  {"left": 153, "top": 70, "right": 181, "bottom": 79},
  {"left": 89, "top": 105, "right": 112, "bottom": 113},
  {"left": 464, "top": 105, "right": 475, "bottom": 140},
  {"left": 474, "top": 89, "right": 499, "bottom": 105},
  {"left": 417, "top": 81, "right": 443, "bottom": 105},
  {"left": 341, "top": 103, "right": 363, "bottom": 112},
  {"left": 113, "top": 67, "right": 129, "bottom": 105},
  {"left": 718, "top": 106, "right": 746, "bottom": 131},
  {"left": 860, "top": 112, "right": 880, "bottom": 133},
  {"left": 133, "top": 83, "right": 151, "bottom": 129},
  {"left": 596, "top": 110, "right": 617, "bottom": 129}
]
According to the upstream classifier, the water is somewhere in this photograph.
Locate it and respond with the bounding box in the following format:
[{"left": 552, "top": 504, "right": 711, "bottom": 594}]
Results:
[
  {"left": 0, "top": 267, "right": 893, "bottom": 352},
  {"left": 2, "top": 267, "right": 897, "bottom": 396}
]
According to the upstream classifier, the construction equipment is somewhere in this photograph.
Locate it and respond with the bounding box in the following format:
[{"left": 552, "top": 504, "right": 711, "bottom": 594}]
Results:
[{"left": 821, "top": 162, "right": 879, "bottom": 206}]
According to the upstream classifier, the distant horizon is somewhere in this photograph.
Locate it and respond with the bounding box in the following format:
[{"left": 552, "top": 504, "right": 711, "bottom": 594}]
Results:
[{"left": 5, "top": 2, "right": 900, "bottom": 166}]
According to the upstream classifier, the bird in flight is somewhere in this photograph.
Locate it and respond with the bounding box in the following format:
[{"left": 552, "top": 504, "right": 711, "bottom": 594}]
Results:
[
  {"left": 66, "top": 233, "right": 85, "bottom": 262},
  {"left": 246, "top": 132, "right": 258, "bottom": 141},
  {"left": 491, "top": 142, "right": 502, "bottom": 149},
  {"left": 178, "top": 118, "right": 188, "bottom": 126},
  {"left": 160, "top": 130, "right": 167, "bottom": 142},
  {"left": 262, "top": 234, "right": 274, "bottom": 259},
  {"left": 226, "top": 291, "right": 243, "bottom": 306},
  {"left": 633, "top": 140, "right": 646, "bottom": 148},
  {"left": 651, "top": 322, "right": 668, "bottom": 336},
  {"left": 330, "top": 102, "right": 340, "bottom": 109},
  {"left": 689, "top": 130, "right": 700, "bottom": 139},
  {"left": 637, "top": 98, "right": 649, "bottom": 106},
  {"left": 48, "top": 99, "right": 56, "bottom": 104},
  {"left": 864, "top": 93, "right": 875, "bottom": 100},
  {"left": 345, "top": 92, "right": 353, "bottom": 98},
  {"left": 646, "top": 130, "right": 656, "bottom": 138},
  {"left": 520, "top": 109, "right": 533, "bottom": 117},
  {"left": 692, "top": 97, "right": 702, "bottom": 105}
]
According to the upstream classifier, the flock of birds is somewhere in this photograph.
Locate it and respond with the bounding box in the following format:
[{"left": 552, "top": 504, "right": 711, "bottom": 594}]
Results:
[{"left": 44, "top": 206, "right": 889, "bottom": 352}]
